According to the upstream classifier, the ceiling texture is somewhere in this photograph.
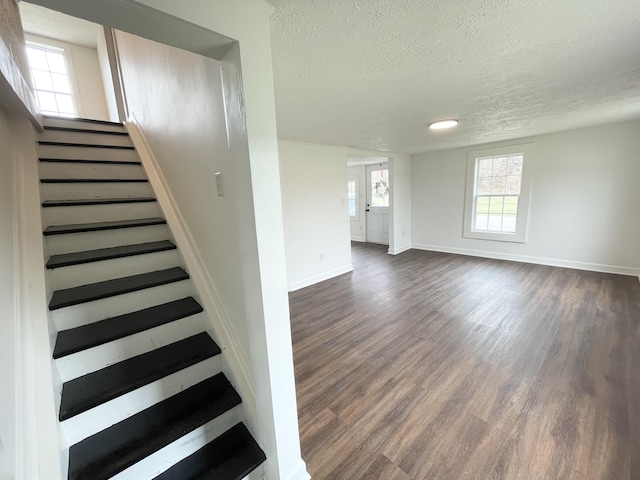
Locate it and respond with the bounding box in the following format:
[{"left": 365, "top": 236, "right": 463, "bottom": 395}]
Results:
[
  {"left": 266, "top": 0, "right": 640, "bottom": 154},
  {"left": 19, "top": 1, "right": 101, "bottom": 48}
]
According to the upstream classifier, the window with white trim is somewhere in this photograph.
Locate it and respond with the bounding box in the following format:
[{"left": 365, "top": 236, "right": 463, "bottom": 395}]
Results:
[
  {"left": 26, "top": 43, "right": 76, "bottom": 117},
  {"left": 347, "top": 176, "right": 358, "bottom": 219},
  {"left": 463, "top": 143, "right": 534, "bottom": 243}
]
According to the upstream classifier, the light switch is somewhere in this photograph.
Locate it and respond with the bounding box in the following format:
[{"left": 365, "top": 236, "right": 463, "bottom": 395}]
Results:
[{"left": 214, "top": 172, "right": 223, "bottom": 197}]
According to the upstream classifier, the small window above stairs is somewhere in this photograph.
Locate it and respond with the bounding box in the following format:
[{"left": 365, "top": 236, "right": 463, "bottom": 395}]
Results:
[{"left": 38, "top": 115, "right": 266, "bottom": 480}]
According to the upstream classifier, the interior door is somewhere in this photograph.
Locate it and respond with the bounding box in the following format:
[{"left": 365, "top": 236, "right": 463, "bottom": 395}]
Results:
[{"left": 365, "top": 164, "right": 390, "bottom": 245}]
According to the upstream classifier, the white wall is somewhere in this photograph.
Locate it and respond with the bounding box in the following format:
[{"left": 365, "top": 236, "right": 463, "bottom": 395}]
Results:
[
  {"left": 25, "top": 33, "right": 109, "bottom": 120},
  {"left": 389, "top": 154, "right": 412, "bottom": 254},
  {"left": 280, "top": 142, "right": 413, "bottom": 291},
  {"left": 412, "top": 120, "right": 640, "bottom": 276},
  {"left": 95, "top": 30, "right": 120, "bottom": 122},
  {"left": 347, "top": 165, "right": 366, "bottom": 242},
  {"left": 0, "top": 106, "right": 19, "bottom": 480},
  {"left": 114, "top": 29, "right": 252, "bottom": 381},
  {"left": 279, "top": 141, "right": 353, "bottom": 291}
]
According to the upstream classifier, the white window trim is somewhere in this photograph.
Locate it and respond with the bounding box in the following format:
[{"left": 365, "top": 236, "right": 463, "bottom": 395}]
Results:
[{"left": 463, "top": 143, "right": 535, "bottom": 243}]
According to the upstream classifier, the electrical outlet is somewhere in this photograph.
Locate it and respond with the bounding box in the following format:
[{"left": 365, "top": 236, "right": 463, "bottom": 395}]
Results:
[{"left": 320, "top": 253, "right": 325, "bottom": 261}]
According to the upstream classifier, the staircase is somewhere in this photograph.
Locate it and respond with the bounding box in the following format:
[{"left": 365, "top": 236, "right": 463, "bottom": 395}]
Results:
[{"left": 38, "top": 115, "right": 266, "bottom": 480}]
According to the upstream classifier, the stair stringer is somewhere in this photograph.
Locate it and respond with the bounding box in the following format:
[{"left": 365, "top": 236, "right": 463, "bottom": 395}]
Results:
[{"left": 125, "top": 118, "right": 258, "bottom": 431}]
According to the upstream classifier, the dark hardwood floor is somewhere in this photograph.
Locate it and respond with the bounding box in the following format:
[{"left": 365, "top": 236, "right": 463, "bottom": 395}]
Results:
[{"left": 289, "top": 242, "right": 640, "bottom": 480}]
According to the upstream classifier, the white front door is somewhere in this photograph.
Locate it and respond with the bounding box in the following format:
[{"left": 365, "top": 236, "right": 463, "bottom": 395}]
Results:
[{"left": 365, "top": 164, "right": 390, "bottom": 245}]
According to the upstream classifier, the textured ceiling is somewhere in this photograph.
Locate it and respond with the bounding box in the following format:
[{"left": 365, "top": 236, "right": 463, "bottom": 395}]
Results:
[
  {"left": 266, "top": 0, "right": 640, "bottom": 153},
  {"left": 19, "top": 2, "right": 101, "bottom": 48}
]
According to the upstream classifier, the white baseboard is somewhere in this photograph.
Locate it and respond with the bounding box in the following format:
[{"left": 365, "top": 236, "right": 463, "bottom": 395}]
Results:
[
  {"left": 126, "top": 117, "right": 256, "bottom": 416},
  {"left": 388, "top": 244, "right": 411, "bottom": 255},
  {"left": 288, "top": 264, "right": 353, "bottom": 292},
  {"left": 350, "top": 236, "right": 366, "bottom": 242},
  {"left": 283, "top": 459, "right": 311, "bottom": 480},
  {"left": 412, "top": 243, "right": 640, "bottom": 277}
]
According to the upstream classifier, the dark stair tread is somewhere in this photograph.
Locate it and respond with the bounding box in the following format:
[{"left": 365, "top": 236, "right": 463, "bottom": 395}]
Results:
[
  {"left": 47, "top": 240, "right": 176, "bottom": 269},
  {"left": 38, "top": 141, "right": 134, "bottom": 150},
  {"left": 59, "top": 332, "right": 221, "bottom": 421},
  {"left": 44, "top": 217, "right": 166, "bottom": 235},
  {"left": 49, "top": 267, "right": 189, "bottom": 310},
  {"left": 40, "top": 158, "right": 141, "bottom": 165},
  {"left": 42, "top": 197, "right": 155, "bottom": 207},
  {"left": 53, "top": 297, "right": 203, "bottom": 359},
  {"left": 41, "top": 178, "right": 148, "bottom": 183},
  {"left": 154, "top": 423, "right": 266, "bottom": 480},
  {"left": 43, "top": 115, "right": 124, "bottom": 127},
  {"left": 43, "top": 126, "right": 129, "bottom": 136},
  {"left": 68, "top": 373, "right": 241, "bottom": 480}
]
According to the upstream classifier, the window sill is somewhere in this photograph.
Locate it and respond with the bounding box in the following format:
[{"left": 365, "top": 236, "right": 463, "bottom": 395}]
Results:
[{"left": 463, "top": 230, "right": 527, "bottom": 243}]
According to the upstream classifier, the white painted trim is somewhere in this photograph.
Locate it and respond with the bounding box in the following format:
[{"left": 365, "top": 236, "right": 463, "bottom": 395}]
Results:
[
  {"left": 283, "top": 459, "right": 312, "bottom": 480},
  {"left": 388, "top": 244, "right": 411, "bottom": 255},
  {"left": 350, "top": 236, "right": 366, "bottom": 243},
  {"left": 126, "top": 116, "right": 257, "bottom": 415},
  {"left": 412, "top": 243, "right": 640, "bottom": 277},
  {"left": 288, "top": 264, "right": 353, "bottom": 292}
]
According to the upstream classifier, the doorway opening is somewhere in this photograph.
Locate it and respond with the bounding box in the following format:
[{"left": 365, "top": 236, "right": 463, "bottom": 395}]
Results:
[{"left": 347, "top": 155, "right": 391, "bottom": 247}]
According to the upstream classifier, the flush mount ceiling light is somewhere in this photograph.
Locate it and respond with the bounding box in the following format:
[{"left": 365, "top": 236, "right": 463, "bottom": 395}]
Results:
[{"left": 429, "top": 119, "right": 459, "bottom": 130}]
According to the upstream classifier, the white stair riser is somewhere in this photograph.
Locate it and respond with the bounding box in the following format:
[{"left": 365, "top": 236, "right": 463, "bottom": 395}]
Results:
[
  {"left": 39, "top": 161, "right": 145, "bottom": 180},
  {"left": 111, "top": 406, "right": 243, "bottom": 480},
  {"left": 39, "top": 144, "right": 138, "bottom": 162},
  {"left": 41, "top": 182, "right": 153, "bottom": 201},
  {"left": 42, "top": 118, "right": 126, "bottom": 133},
  {"left": 61, "top": 357, "right": 223, "bottom": 446},
  {"left": 40, "top": 130, "right": 133, "bottom": 147},
  {"left": 42, "top": 202, "right": 160, "bottom": 227},
  {"left": 48, "top": 249, "right": 181, "bottom": 290},
  {"left": 56, "top": 313, "right": 209, "bottom": 382},
  {"left": 44, "top": 225, "right": 170, "bottom": 256},
  {"left": 52, "top": 280, "right": 195, "bottom": 331}
]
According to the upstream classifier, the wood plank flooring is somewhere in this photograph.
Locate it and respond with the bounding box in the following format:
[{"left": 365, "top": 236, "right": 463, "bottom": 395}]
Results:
[{"left": 289, "top": 243, "right": 640, "bottom": 480}]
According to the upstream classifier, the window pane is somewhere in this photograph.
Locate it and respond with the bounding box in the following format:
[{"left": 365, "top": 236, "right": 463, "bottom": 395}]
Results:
[
  {"left": 502, "top": 215, "right": 517, "bottom": 232},
  {"left": 478, "top": 177, "right": 491, "bottom": 195},
  {"left": 507, "top": 156, "right": 523, "bottom": 175},
  {"left": 347, "top": 179, "right": 356, "bottom": 217},
  {"left": 478, "top": 158, "right": 492, "bottom": 177},
  {"left": 475, "top": 196, "right": 489, "bottom": 214},
  {"left": 489, "top": 196, "right": 504, "bottom": 214},
  {"left": 488, "top": 214, "right": 503, "bottom": 231},
  {"left": 491, "top": 176, "right": 506, "bottom": 194},
  {"left": 370, "top": 169, "right": 389, "bottom": 207},
  {"left": 503, "top": 196, "right": 519, "bottom": 214},
  {"left": 475, "top": 214, "right": 489, "bottom": 230},
  {"left": 55, "top": 94, "right": 75, "bottom": 114},
  {"left": 470, "top": 153, "right": 526, "bottom": 238},
  {"left": 46, "top": 51, "right": 67, "bottom": 74},
  {"left": 51, "top": 73, "right": 71, "bottom": 93},
  {"left": 27, "top": 47, "right": 48, "bottom": 70},
  {"left": 506, "top": 175, "right": 521, "bottom": 194},
  {"left": 37, "top": 91, "right": 58, "bottom": 112},
  {"left": 493, "top": 157, "right": 508, "bottom": 175},
  {"left": 32, "top": 69, "right": 53, "bottom": 91}
]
